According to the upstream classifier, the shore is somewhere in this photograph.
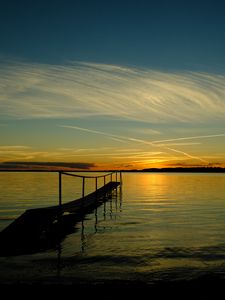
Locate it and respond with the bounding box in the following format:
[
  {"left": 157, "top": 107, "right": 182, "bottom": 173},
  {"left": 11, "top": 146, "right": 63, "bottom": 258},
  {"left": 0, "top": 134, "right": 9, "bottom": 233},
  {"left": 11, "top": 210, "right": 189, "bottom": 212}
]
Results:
[{"left": 1, "top": 275, "right": 225, "bottom": 296}]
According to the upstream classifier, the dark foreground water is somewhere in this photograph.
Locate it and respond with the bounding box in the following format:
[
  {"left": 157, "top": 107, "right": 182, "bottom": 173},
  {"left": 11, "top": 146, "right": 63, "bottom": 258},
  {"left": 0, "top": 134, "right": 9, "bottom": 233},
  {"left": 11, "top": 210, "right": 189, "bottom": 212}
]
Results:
[{"left": 1, "top": 172, "right": 225, "bottom": 285}]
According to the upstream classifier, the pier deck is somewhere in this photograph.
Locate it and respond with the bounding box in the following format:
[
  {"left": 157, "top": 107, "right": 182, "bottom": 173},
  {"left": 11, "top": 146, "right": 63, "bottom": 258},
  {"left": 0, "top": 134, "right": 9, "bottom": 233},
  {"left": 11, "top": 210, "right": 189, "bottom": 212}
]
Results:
[{"left": 0, "top": 180, "right": 120, "bottom": 256}]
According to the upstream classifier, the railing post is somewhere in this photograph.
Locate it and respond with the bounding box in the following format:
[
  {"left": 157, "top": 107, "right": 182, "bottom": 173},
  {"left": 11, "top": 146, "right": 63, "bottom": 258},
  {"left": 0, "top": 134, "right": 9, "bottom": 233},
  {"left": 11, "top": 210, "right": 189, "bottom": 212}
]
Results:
[
  {"left": 59, "top": 171, "right": 62, "bottom": 207},
  {"left": 119, "top": 171, "right": 123, "bottom": 201},
  {"left": 58, "top": 171, "right": 63, "bottom": 231},
  {"left": 103, "top": 175, "right": 107, "bottom": 198},
  {"left": 81, "top": 177, "right": 85, "bottom": 210},
  {"left": 110, "top": 173, "right": 112, "bottom": 182},
  {"left": 95, "top": 177, "right": 98, "bottom": 201},
  {"left": 116, "top": 171, "right": 118, "bottom": 196},
  {"left": 82, "top": 177, "right": 85, "bottom": 199}
]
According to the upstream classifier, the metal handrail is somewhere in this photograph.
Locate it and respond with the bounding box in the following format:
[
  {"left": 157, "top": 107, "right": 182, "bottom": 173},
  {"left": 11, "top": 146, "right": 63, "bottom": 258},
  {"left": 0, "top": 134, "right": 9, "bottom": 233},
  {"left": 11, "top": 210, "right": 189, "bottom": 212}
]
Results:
[
  {"left": 61, "top": 171, "right": 117, "bottom": 179},
  {"left": 58, "top": 171, "right": 122, "bottom": 207}
]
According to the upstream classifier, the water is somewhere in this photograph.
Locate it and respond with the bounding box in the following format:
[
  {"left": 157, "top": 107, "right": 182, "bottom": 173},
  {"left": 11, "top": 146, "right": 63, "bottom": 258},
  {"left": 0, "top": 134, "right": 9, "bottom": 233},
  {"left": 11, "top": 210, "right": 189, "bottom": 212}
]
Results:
[{"left": 1, "top": 172, "right": 225, "bottom": 284}]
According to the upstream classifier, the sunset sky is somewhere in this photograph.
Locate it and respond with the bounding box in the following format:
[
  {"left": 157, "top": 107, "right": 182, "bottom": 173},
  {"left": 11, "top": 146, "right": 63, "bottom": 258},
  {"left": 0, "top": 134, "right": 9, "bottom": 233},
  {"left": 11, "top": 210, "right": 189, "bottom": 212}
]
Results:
[{"left": 1, "top": 0, "right": 225, "bottom": 170}]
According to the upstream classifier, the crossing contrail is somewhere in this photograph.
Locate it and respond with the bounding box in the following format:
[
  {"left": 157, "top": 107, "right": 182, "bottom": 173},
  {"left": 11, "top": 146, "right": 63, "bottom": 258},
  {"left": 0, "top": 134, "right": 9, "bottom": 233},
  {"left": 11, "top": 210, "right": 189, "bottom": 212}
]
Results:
[
  {"left": 152, "top": 133, "right": 225, "bottom": 144},
  {"left": 59, "top": 125, "right": 210, "bottom": 164}
]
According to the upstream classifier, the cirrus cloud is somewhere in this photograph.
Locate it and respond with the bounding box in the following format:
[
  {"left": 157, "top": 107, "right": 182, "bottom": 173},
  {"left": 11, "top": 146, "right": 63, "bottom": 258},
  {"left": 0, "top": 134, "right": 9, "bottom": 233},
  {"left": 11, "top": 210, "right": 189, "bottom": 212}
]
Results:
[{"left": 0, "top": 60, "right": 225, "bottom": 123}]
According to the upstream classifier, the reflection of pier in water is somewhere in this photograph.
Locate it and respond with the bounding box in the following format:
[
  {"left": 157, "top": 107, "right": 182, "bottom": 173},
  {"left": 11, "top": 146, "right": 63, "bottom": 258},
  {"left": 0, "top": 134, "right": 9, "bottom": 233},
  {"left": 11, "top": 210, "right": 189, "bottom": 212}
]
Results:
[
  {"left": 0, "top": 171, "right": 122, "bottom": 256},
  {"left": 56, "top": 185, "right": 122, "bottom": 278},
  {"left": 80, "top": 188, "right": 122, "bottom": 253}
]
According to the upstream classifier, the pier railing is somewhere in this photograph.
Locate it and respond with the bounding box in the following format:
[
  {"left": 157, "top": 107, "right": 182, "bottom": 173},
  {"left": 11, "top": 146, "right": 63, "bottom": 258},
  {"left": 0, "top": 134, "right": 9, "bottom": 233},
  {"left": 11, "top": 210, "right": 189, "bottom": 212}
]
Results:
[
  {"left": 58, "top": 170, "right": 122, "bottom": 207},
  {"left": 0, "top": 169, "right": 122, "bottom": 208},
  {"left": 0, "top": 170, "right": 122, "bottom": 255}
]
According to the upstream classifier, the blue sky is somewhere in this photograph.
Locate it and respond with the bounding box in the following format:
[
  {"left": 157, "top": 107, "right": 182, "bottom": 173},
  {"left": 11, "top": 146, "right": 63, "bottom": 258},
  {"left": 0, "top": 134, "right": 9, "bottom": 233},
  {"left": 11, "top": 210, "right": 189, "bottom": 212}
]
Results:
[
  {"left": 1, "top": 0, "right": 225, "bottom": 170},
  {"left": 1, "top": 0, "right": 225, "bottom": 71}
]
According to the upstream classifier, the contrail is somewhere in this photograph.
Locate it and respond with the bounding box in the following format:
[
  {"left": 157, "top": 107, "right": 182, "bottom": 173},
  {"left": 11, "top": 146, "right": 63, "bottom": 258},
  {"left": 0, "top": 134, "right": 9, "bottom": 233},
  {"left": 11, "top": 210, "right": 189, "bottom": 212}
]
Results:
[
  {"left": 123, "top": 136, "right": 209, "bottom": 164},
  {"left": 152, "top": 133, "right": 225, "bottom": 144},
  {"left": 163, "top": 147, "right": 208, "bottom": 164},
  {"left": 59, "top": 125, "right": 127, "bottom": 142},
  {"left": 59, "top": 125, "right": 209, "bottom": 164}
]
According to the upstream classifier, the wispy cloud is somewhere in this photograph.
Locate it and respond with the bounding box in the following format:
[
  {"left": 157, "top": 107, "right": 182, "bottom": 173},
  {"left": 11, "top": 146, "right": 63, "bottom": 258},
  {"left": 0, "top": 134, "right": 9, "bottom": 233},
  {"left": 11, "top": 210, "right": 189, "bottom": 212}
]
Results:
[
  {"left": 1, "top": 61, "right": 225, "bottom": 123},
  {"left": 0, "top": 145, "right": 31, "bottom": 150},
  {"left": 0, "top": 145, "right": 81, "bottom": 162},
  {"left": 0, "top": 161, "right": 95, "bottom": 170},
  {"left": 2, "top": 60, "right": 225, "bottom": 167}
]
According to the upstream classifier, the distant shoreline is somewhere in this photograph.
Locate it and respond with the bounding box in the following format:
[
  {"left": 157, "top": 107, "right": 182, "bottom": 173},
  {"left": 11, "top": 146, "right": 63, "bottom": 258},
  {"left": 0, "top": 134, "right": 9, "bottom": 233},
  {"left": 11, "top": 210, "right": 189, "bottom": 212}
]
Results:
[
  {"left": 133, "top": 167, "right": 225, "bottom": 173},
  {"left": 0, "top": 167, "right": 225, "bottom": 173}
]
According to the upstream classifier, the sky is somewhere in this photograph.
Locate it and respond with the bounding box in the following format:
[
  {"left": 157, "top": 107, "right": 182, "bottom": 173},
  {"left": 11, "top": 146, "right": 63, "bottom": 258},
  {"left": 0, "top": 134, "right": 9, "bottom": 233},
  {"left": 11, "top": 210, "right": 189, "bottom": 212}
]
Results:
[{"left": 1, "top": 0, "right": 225, "bottom": 170}]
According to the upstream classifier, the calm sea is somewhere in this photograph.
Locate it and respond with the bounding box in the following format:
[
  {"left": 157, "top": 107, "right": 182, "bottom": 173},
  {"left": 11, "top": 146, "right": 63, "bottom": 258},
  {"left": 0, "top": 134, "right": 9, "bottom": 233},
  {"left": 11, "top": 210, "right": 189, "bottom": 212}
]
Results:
[{"left": 1, "top": 172, "right": 225, "bottom": 284}]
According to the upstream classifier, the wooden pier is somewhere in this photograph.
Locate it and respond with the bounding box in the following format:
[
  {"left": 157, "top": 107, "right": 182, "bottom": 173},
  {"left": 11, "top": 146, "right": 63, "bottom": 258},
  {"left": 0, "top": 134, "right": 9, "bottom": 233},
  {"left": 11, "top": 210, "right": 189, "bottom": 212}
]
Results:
[{"left": 0, "top": 171, "right": 122, "bottom": 256}]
